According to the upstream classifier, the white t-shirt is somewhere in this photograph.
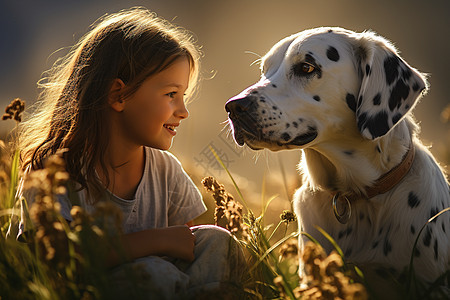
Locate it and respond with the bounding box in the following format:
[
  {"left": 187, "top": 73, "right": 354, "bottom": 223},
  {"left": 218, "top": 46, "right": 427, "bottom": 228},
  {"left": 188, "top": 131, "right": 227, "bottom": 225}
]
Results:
[{"left": 56, "top": 147, "right": 206, "bottom": 234}]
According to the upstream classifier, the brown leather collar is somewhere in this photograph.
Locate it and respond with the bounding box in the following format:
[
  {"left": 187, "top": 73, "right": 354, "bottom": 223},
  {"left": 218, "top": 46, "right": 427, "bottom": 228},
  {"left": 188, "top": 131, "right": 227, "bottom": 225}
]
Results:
[{"left": 332, "top": 143, "right": 415, "bottom": 223}]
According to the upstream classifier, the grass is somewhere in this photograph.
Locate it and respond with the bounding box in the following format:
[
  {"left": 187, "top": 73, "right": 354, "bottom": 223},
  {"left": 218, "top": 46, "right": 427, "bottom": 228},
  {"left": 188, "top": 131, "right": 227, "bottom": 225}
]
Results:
[{"left": 0, "top": 99, "right": 449, "bottom": 299}]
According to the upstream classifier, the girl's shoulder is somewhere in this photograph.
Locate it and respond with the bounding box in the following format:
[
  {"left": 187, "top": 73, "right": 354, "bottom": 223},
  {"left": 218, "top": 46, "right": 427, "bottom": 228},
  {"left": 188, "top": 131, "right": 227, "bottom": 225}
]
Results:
[{"left": 145, "top": 146, "right": 184, "bottom": 170}]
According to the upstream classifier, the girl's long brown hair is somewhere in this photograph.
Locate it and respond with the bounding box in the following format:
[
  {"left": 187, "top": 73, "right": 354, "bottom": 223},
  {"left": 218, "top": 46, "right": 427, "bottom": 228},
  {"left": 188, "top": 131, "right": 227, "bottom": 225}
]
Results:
[{"left": 18, "top": 7, "right": 201, "bottom": 202}]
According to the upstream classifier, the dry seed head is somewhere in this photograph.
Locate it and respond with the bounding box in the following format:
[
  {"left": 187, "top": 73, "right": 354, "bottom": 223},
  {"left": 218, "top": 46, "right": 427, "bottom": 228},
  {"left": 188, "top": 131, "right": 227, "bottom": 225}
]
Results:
[
  {"left": 201, "top": 176, "right": 244, "bottom": 235},
  {"left": 2, "top": 98, "right": 25, "bottom": 122},
  {"left": 280, "top": 210, "right": 297, "bottom": 224},
  {"left": 299, "top": 241, "right": 368, "bottom": 300}
]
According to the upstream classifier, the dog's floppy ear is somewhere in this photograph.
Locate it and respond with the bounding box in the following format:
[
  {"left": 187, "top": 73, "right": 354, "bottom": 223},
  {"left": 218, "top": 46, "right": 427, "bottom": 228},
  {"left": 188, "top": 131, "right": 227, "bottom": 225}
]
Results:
[{"left": 352, "top": 32, "right": 427, "bottom": 140}]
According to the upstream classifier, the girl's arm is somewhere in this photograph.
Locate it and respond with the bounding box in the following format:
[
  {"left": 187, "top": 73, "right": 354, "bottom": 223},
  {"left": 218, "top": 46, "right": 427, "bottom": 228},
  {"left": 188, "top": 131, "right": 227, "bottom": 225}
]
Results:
[{"left": 108, "top": 225, "right": 195, "bottom": 267}]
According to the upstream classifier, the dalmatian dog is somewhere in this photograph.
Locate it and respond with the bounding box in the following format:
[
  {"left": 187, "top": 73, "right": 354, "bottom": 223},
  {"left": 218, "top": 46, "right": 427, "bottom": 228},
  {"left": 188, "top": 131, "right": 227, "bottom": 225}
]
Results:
[{"left": 225, "top": 27, "right": 449, "bottom": 290}]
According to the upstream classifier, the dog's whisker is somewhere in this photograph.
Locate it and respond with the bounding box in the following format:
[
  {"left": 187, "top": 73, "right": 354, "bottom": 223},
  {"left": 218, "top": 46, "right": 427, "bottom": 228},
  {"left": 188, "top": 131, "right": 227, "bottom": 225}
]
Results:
[{"left": 245, "top": 50, "right": 262, "bottom": 59}]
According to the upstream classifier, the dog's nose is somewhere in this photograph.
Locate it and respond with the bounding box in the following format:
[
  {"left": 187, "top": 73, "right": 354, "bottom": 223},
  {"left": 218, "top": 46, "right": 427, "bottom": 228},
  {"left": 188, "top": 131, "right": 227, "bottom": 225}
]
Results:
[{"left": 225, "top": 97, "right": 253, "bottom": 114}]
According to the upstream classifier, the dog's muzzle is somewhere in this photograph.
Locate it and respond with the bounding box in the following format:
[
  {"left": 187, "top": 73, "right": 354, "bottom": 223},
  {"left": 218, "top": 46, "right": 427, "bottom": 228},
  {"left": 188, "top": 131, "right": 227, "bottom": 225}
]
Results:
[
  {"left": 225, "top": 96, "right": 260, "bottom": 147},
  {"left": 225, "top": 95, "right": 318, "bottom": 149}
]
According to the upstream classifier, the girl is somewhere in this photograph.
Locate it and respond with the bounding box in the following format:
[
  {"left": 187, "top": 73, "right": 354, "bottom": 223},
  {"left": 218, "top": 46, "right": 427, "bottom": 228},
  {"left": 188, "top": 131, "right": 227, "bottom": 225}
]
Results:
[{"left": 16, "top": 7, "right": 245, "bottom": 299}]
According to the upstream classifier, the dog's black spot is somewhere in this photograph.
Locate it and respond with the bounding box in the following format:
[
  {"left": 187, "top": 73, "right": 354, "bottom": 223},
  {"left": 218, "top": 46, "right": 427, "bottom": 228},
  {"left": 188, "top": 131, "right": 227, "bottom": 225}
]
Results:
[
  {"left": 251, "top": 91, "right": 258, "bottom": 94},
  {"left": 338, "top": 230, "right": 346, "bottom": 239},
  {"left": 373, "top": 93, "right": 382, "bottom": 106},
  {"left": 392, "top": 113, "right": 402, "bottom": 125},
  {"left": 260, "top": 99, "right": 266, "bottom": 103},
  {"left": 366, "top": 64, "right": 371, "bottom": 76},
  {"left": 389, "top": 80, "right": 410, "bottom": 111},
  {"left": 402, "top": 68, "right": 412, "bottom": 81},
  {"left": 261, "top": 110, "right": 266, "bottom": 114},
  {"left": 328, "top": 29, "right": 333, "bottom": 33},
  {"left": 346, "top": 227, "right": 353, "bottom": 236},
  {"left": 358, "top": 95, "right": 363, "bottom": 108},
  {"left": 344, "top": 150, "right": 354, "bottom": 156},
  {"left": 372, "top": 241, "right": 379, "bottom": 249},
  {"left": 410, "top": 225, "right": 416, "bottom": 235},
  {"left": 268, "top": 131, "right": 274, "bottom": 136},
  {"left": 384, "top": 55, "right": 400, "bottom": 85},
  {"left": 434, "top": 239, "right": 439, "bottom": 260},
  {"left": 293, "top": 122, "right": 298, "bottom": 128},
  {"left": 285, "top": 123, "right": 290, "bottom": 129},
  {"left": 383, "top": 238, "right": 392, "bottom": 256},
  {"left": 313, "top": 95, "right": 321, "bottom": 102},
  {"left": 281, "top": 133, "right": 291, "bottom": 141},
  {"left": 298, "top": 118, "right": 304, "bottom": 123},
  {"left": 423, "top": 227, "right": 432, "bottom": 247},
  {"left": 268, "top": 117, "right": 273, "bottom": 120},
  {"left": 357, "top": 112, "right": 367, "bottom": 131},
  {"left": 365, "top": 111, "right": 390, "bottom": 138},
  {"left": 346, "top": 93, "right": 357, "bottom": 112},
  {"left": 327, "top": 46, "right": 340, "bottom": 62},
  {"left": 408, "top": 192, "right": 420, "bottom": 208},
  {"left": 272, "top": 84, "right": 277, "bottom": 88},
  {"left": 272, "top": 106, "right": 278, "bottom": 110},
  {"left": 430, "top": 207, "right": 440, "bottom": 222},
  {"left": 412, "top": 82, "right": 420, "bottom": 92}
]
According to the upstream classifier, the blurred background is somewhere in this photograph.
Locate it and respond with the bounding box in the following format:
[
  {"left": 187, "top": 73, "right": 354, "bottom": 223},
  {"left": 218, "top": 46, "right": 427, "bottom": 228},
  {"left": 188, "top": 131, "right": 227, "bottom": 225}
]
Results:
[{"left": 1, "top": 0, "right": 449, "bottom": 223}]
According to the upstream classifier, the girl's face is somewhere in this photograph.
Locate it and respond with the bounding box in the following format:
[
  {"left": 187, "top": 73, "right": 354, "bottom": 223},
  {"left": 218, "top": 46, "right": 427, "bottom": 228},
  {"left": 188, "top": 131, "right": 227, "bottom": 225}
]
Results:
[{"left": 117, "top": 57, "right": 191, "bottom": 150}]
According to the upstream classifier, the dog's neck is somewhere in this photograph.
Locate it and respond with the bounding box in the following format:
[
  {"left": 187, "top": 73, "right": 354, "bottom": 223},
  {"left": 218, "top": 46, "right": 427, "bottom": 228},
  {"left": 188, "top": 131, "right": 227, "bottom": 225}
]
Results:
[{"left": 300, "top": 119, "right": 415, "bottom": 197}]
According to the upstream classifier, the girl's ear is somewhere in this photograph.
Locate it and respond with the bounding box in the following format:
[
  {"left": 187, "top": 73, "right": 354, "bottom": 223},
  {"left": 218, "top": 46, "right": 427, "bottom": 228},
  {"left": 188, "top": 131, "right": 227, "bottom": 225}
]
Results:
[{"left": 108, "top": 79, "right": 126, "bottom": 112}]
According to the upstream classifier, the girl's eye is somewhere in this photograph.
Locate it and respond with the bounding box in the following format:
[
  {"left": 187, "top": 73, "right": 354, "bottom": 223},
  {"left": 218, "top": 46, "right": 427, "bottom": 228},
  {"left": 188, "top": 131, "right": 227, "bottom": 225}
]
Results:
[{"left": 166, "top": 92, "right": 177, "bottom": 98}]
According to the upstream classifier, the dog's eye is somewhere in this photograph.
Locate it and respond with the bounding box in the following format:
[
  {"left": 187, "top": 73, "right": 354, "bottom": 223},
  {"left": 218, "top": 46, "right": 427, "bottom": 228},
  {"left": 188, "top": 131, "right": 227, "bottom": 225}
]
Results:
[
  {"left": 291, "top": 62, "right": 316, "bottom": 77},
  {"left": 301, "top": 63, "right": 315, "bottom": 73}
]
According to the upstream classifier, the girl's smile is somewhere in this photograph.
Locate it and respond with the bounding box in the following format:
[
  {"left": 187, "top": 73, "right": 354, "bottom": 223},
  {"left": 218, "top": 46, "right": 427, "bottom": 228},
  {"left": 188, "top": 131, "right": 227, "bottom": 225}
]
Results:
[{"left": 163, "top": 123, "right": 179, "bottom": 136}]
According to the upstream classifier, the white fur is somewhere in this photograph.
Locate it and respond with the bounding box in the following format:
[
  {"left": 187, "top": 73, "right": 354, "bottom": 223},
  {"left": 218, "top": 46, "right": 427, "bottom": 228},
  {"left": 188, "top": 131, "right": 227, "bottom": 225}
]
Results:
[{"left": 226, "top": 27, "right": 450, "bottom": 285}]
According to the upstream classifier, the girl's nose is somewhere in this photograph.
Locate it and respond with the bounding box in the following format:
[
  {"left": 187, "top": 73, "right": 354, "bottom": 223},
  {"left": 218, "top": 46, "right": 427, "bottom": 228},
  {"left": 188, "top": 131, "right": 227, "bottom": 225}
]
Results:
[{"left": 176, "top": 99, "right": 189, "bottom": 119}]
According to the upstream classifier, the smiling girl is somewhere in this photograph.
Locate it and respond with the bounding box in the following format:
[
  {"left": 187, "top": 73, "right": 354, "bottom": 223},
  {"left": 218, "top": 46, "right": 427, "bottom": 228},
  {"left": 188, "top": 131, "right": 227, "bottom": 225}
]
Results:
[{"left": 17, "top": 7, "right": 245, "bottom": 299}]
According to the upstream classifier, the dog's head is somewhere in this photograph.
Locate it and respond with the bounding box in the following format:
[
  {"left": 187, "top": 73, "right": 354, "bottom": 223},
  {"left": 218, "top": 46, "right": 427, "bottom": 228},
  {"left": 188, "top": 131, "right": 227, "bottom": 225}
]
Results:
[{"left": 225, "top": 27, "right": 427, "bottom": 151}]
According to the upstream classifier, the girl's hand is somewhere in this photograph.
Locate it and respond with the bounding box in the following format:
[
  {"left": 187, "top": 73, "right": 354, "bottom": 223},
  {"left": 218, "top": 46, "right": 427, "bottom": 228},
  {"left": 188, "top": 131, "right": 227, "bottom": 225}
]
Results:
[{"left": 160, "top": 225, "right": 196, "bottom": 262}]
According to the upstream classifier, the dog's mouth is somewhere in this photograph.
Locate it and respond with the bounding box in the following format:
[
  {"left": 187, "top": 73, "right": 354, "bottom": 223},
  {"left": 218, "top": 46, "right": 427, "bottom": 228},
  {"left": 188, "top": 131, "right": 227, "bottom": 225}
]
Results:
[
  {"left": 228, "top": 116, "right": 318, "bottom": 150},
  {"left": 285, "top": 131, "right": 318, "bottom": 147},
  {"left": 228, "top": 117, "right": 261, "bottom": 147}
]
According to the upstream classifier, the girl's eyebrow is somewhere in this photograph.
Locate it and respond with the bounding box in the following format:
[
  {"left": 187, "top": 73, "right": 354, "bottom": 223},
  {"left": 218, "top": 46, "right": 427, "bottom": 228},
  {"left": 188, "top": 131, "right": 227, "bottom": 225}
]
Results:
[{"left": 163, "top": 83, "right": 183, "bottom": 88}]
